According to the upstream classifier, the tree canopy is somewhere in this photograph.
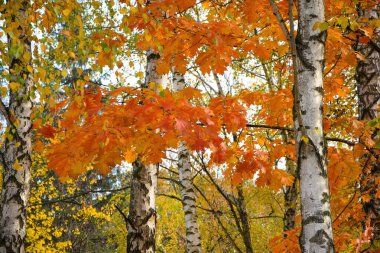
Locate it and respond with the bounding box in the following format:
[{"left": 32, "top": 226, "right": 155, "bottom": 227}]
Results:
[{"left": 1, "top": 0, "right": 380, "bottom": 252}]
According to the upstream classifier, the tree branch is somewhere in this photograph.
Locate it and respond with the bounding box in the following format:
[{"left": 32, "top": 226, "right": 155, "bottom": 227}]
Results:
[
  {"left": 30, "top": 186, "right": 130, "bottom": 206},
  {"left": 115, "top": 204, "right": 130, "bottom": 229},
  {"left": 0, "top": 98, "right": 14, "bottom": 129},
  {"left": 245, "top": 123, "right": 356, "bottom": 146},
  {"left": 268, "top": 0, "right": 291, "bottom": 42}
]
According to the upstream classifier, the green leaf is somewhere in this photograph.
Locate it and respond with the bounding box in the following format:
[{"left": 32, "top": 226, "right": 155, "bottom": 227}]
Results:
[
  {"left": 314, "top": 21, "right": 329, "bottom": 31},
  {"left": 375, "top": 139, "right": 380, "bottom": 149}
]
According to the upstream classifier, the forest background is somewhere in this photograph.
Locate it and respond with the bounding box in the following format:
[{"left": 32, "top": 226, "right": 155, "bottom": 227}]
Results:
[{"left": 0, "top": 0, "right": 379, "bottom": 252}]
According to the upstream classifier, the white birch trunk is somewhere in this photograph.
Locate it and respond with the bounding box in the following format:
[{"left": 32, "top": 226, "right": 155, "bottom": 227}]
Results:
[
  {"left": 173, "top": 72, "right": 202, "bottom": 253},
  {"left": 295, "top": 0, "right": 334, "bottom": 252},
  {"left": 0, "top": 1, "right": 33, "bottom": 252},
  {"left": 127, "top": 50, "right": 162, "bottom": 253},
  {"left": 355, "top": 4, "right": 380, "bottom": 245},
  {"left": 127, "top": 159, "right": 158, "bottom": 253}
]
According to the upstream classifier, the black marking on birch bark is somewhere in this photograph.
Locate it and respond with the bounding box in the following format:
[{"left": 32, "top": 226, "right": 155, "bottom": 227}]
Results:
[
  {"left": 308, "top": 137, "right": 328, "bottom": 178},
  {"left": 314, "top": 86, "right": 324, "bottom": 95},
  {"left": 321, "top": 192, "right": 330, "bottom": 204},
  {"left": 309, "top": 13, "right": 318, "bottom": 18},
  {"left": 309, "top": 30, "right": 327, "bottom": 45},
  {"left": 309, "top": 229, "right": 334, "bottom": 249},
  {"left": 295, "top": 34, "right": 316, "bottom": 71},
  {"left": 303, "top": 215, "right": 324, "bottom": 225},
  {"left": 140, "top": 208, "right": 156, "bottom": 226},
  {"left": 147, "top": 52, "right": 160, "bottom": 61},
  {"left": 296, "top": 141, "right": 304, "bottom": 178},
  {"left": 183, "top": 195, "right": 196, "bottom": 201}
]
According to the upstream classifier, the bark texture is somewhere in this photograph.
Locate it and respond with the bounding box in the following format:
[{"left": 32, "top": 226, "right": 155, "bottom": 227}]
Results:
[
  {"left": 355, "top": 4, "right": 380, "bottom": 246},
  {"left": 284, "top": 0, "right": 298, "bottom": 234},
  {"left": 283, "top": 158, "right": 297, "bottom": 232},
  {"left": 127, "top": 50, "right": 161, "bottom": 253},
  {"left": 0, "top": 1, "right": 33, "bottom": 253},
  {"left": 236, "top": 185, "right": 253, "bottom": 253},
  {"left": 127, "top": 159, "right": 158, "bottom": 253},
  {"left": 173, "top": 71, "right": 202, "bottom": 253},
  {"left": 295, "top": 0, "right": 334, "bottom": 252}
]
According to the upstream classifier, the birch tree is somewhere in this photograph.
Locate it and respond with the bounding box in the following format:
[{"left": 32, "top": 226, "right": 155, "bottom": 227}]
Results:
[
  {"left": 295, "top": 0, "right": 334, "bottom": 251},
  {"left": 173, "top": 71, "right": 202, "bottom": 253},
  {"left": 0, "top": 0, "right": 33, "bottom": 252},
  {"left": 355, "top": 4, "right": 380, "bottom": 246},
  {"left": 127, "top": 50, "right": 163, "bottom": 253}
]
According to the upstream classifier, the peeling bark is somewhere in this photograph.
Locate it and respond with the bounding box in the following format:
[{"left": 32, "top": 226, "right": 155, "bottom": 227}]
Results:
[
  {"left": 295, "top": 0, "right": 334, "bottom": 252},
  {"left": 0, "top": 1, "right": 33, "bottom": 253},
  {"left": 173, "top": 71, "right": 202, "bottom": 253},
  {"left": 127, "top": 159, "right": 158, "bottom": 253},
  {"left": 355, "top": 4, "right": 380, "bottom": 246},
  {"left": 127, "top": 49, "right": 162, "bottom": 253}
]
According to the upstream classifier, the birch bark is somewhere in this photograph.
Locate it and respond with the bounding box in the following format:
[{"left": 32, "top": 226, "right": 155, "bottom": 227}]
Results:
[
  {"left": 126, "top": 50, "right": 162, "bottom": 253},
  {"left": 0, "top": 1, "right": 33, "bottom": 252},
  {"left": 295, "top": 0, "right": 334, "bottom": 252},
  {"left": 355, "top": 4, "right": 380, "bottom": 246},
  {"left": 173, "top": 71, "right": 202, "bottom": 253}
]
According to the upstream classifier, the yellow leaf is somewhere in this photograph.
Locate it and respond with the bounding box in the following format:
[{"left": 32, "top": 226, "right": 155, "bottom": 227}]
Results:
[
  {"left": 116, "top": 61, "right": 123, "bottom": 68},
  {"left": 69, "top": 52, "right": 75, "bottom": 58},
  {"left": 9, "top": 82, "right": 20, "bottom": 91},
  {"left": 14, "top": 160, "right": 22, "bottom": 171},
  {"left": 142, "top": 13, "right": 149, "bottom": 22},
  {"left": 61, "top": 30, "right": 71, "bottom": 38},
  {"left": 148, "top": 81, "right": 156, "bottom": 89},
  {"left": 27, "top": 65, "right": 33, "bottom": 73},
  {"left": 257, "top": 137, "right": 265, "bottom": 146},
  {"left": 37, "top": 67, "right": 46, "bottom": 80},
  {"left": 136, "top": 71, "right": 144, "bottom": 78},
  {"left": 62, "top": 69, "right": 68, "bottom": 78},
  {"left": 145, "top": 32, "right": 152, "bottom": 42},
  {"left": 62, "top": 9, "right": 71, "bottom": 17},
  {"left": 0, "top": 86, "right": 7, "bottom": 97},
  {"left": 301, "top": 135, "right": 309, "bottom": 144}
]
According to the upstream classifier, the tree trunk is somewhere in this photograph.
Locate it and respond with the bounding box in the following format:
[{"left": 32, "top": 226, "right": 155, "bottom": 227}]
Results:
[
  {"left": 127, "top": 159, "right": 158, "bottom": 253},
  {"left": 355, "top": 4, "right": 380, "bottom": 246},
  {"left": 283, "top": 0, "right": 298, "bottom": 234},
  {"left": 283, "top": 158, "right": 297, "bottom": 232},
  {"left": 295, "top": 0, "right": 334, "bottom": 252},
  {"left": 236, "top": 185, "right": 253, "bottom": 253},
  {"left": 173, "top": 71, "right": 202, "bottom": 253},
  {"left": 0, "top": 1, "right": 33, "bottom": 253},
  {"left": 127, "top": 50, "right": 162, "bottom": 253}
]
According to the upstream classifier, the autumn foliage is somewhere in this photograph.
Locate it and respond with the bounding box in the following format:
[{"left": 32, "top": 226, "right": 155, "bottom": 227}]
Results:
[{"left": 1, "top": 0, "right": 380, "bottom": 252}]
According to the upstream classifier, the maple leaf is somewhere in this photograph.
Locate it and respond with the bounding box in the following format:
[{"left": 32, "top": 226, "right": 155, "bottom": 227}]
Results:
[
  {"left": 39, "top": 125, "right": 56, "bottom": 139},
  {"left": 175, "top": 118, "right": 189, "bottom": 136}
]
